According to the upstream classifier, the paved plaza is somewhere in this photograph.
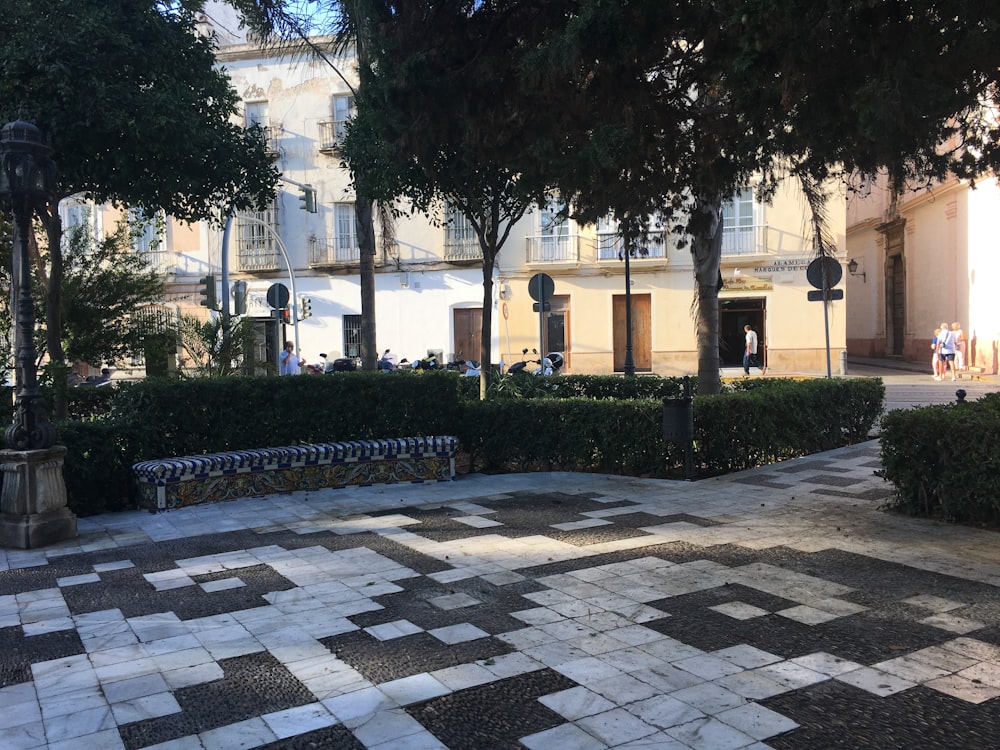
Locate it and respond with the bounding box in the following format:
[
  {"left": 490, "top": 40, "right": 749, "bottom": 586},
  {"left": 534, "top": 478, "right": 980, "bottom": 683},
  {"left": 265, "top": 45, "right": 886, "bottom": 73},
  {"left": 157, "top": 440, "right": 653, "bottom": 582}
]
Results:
[{"left": 2, "top": 434, "right": 1000, "bottom": 749}]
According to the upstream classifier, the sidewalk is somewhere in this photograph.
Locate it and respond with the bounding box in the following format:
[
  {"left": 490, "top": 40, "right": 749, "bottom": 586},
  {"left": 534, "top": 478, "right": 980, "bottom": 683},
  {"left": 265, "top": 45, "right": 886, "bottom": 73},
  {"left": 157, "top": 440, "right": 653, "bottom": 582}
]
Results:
[{"left": 2, "top": 442, "right": 999, "bottom": 749}]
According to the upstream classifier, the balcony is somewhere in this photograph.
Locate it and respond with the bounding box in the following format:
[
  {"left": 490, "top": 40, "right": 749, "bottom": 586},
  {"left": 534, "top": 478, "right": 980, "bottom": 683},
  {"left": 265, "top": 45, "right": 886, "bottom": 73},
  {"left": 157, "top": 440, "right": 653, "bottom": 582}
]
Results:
[
  {"left": 309, "top": 236, "right": 360, "bottom": 267},
  {"left": 250, "top": 124, "right": 282, "bottom": 159},
  {"left": 236, "top": 214, "right": 281, "bottom": 272},
  {"left": 597, "top": 230, "right": 667, "bottom": 261},
  {"left": 317, "top": 121, "right": 344, "bottom": 154},
  {"left": 526, "top": 234, "right": 580, "bottom": 264},
  {"left": 721, "top": 224, "right": 809, "bottom": 256},
  {"left": 721, "top": 225, "right": 766, "bottom": 255},
  {"left": 444, "top": 239, "right": 483, "bottom": 262}
]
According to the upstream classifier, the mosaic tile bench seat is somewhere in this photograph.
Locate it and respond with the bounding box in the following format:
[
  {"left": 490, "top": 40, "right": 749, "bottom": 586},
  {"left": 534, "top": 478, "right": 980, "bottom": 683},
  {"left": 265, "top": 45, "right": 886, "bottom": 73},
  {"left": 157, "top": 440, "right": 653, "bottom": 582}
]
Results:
[{"left": 132, "top": 435, "right": 458, "bottom": 511}]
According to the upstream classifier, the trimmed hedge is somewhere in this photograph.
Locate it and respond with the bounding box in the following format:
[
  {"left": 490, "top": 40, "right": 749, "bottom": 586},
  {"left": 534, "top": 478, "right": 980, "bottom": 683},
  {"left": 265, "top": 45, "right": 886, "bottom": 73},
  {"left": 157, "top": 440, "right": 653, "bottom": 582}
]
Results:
[
  {"left": 47, "top": 373, "right": 881, "bottom": 516},
  {"left": 879, "top": 393, "right": 1000, "bottom": 525},
  {"left": 460, "top": 378, "right": 884, "bottom": 477}
]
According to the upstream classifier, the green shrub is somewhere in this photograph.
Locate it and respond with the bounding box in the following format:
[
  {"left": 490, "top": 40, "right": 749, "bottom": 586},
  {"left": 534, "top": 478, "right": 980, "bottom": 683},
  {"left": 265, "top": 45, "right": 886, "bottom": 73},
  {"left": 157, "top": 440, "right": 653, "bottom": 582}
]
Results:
[
  {"left": 880, "top": 393, "right": 1000, "bottom": 524},
  {"left": 48, "top": 373, "right": 882, "bottom": 516}
]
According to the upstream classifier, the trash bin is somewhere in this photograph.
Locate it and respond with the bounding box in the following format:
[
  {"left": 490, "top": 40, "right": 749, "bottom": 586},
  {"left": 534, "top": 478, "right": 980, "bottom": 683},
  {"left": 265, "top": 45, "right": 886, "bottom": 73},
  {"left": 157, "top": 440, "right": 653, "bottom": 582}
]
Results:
[{"left": 662, "top": 397, "right": 693, "bottom": 442}]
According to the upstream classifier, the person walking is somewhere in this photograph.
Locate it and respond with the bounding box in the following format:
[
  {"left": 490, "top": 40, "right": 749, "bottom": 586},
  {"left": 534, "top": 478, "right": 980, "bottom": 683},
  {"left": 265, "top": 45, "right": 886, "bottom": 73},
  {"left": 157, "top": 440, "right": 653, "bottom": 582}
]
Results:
[
  {"left": 931, "top": 326, "right": 942, "bottom": 378},
  {"left": 936, "top": 321, "right": 958, "bottom": 381},
  {"left": 279, "top": 341, "right": 305, "bottom": 376},
  {"left": 952, "top": 321, "right": 966, "bottom": 371},
  {"left": 743, "top": 324, "right": 766, "bottom": 377}
]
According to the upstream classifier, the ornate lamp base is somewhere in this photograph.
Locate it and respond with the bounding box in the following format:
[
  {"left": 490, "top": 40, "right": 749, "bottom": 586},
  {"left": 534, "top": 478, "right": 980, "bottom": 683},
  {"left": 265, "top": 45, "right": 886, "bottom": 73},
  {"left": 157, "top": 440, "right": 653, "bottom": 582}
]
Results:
[{"left": 0, "top": 446, "right": 76, "bottom": 549}]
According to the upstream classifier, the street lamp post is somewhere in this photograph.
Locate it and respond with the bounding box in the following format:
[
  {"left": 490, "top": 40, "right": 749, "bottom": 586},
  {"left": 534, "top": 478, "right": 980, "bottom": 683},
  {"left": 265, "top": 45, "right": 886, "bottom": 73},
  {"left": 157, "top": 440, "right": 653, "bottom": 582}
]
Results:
[{"left": 0, "top": 119, "right": 76, "bottom": 548}]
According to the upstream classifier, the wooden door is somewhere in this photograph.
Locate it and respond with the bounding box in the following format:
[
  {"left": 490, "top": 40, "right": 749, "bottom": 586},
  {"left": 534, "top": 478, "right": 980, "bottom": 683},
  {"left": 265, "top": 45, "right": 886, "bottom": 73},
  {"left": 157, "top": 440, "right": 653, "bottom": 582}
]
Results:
[
  {"left": 613, "top": 294, "right": 651, "bottom": 371},
  {"left": 453, "top": 308, "right": 482, "bottom": 363}
]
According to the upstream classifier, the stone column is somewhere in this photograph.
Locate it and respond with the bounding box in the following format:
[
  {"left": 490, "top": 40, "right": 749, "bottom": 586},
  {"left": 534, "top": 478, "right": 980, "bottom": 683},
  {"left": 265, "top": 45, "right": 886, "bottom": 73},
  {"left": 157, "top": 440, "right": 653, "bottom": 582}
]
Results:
[{"left": 0, "top": 446, "right": 77, "bottom": 549}]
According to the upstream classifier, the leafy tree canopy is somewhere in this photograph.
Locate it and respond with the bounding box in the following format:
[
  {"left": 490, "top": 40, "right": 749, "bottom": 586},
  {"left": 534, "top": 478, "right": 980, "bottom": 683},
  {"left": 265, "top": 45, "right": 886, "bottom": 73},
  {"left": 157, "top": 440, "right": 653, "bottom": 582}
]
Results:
[{"left": 0, "top": 0, "right": 278, "bottom": 217}]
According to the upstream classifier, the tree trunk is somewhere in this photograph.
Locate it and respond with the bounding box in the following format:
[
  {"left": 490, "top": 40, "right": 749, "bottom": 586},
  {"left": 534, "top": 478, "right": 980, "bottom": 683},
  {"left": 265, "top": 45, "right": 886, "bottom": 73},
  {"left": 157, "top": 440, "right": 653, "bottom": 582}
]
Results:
[
  {"left": 691, "top": 194, "right": 723, "bottom": 395},
  {"left": 479, "top": 255, "right": 495, "bottom": 401},
  {"left": 356, "top": 196, "right": 377, "bottom": 371}
]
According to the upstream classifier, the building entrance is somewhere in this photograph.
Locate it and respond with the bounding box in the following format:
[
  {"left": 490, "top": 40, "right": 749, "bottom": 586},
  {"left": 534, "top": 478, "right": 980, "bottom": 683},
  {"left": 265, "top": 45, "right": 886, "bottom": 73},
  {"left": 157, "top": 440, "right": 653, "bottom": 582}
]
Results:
[{"left": 720, "top": 298, "right": 766, "bottom": 368}]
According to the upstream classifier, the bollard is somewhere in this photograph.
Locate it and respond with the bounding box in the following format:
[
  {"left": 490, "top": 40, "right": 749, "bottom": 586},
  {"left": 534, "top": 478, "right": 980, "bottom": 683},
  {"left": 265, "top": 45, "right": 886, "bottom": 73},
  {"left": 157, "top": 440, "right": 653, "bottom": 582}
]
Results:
[
  {"left": 839, "top": 350, "right": 848, "bottom": 376},
  {"left": 956, "top": 389, "right": 967, "bottom": 403}
]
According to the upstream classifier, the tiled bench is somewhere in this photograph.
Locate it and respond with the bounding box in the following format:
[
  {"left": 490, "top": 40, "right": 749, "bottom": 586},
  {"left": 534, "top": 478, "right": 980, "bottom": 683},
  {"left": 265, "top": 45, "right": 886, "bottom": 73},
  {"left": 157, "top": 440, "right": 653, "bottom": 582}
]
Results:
[{"left": 133, "top": 436, "right": 458, "bottom": 511}]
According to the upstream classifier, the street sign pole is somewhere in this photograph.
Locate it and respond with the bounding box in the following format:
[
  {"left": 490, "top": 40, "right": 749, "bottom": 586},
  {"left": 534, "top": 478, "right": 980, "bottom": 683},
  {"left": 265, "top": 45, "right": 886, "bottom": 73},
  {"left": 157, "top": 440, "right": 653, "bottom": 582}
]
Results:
[{"left": 822, "top": 262, "right": 832, "bottom": 378}]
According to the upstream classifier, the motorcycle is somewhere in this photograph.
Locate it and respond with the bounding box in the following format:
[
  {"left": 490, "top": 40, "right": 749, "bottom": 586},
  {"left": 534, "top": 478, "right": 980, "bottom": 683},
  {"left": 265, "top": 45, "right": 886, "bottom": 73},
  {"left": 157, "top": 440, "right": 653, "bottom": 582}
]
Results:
[
  {"left": 306, "top": 353, "right": 357, "bottom": 374},
  {"left": 508, "top": 348, "right": 564, "bottom": 376},
  {"left": 378, "top": 349, "right": 401, "bottom": 372}
]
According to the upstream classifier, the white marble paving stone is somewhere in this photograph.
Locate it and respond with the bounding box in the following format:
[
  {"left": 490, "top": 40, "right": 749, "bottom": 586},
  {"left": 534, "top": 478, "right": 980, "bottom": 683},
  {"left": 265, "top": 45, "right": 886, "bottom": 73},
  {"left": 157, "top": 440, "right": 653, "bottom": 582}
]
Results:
[
  {"left": 22, "top": 617, "right": 75, "bottom": 636},
  {"left": 670, "top": 681, "right": 748, "bottom": 715},
  {"left": 925, "top": 673, "right": 1000, "bottom": 703},
  {"left": 625, "top": 693, "right": 706, "bottom": 730},
  {"left": 715, "top": 702, "right": 799, "bottom": 740},
  {"left": 92, "top": 560, "right": 135, "bottom": 572},
  {"left": 200, "top": 577, "right": 246, "bottom": 592},
  {"left": 431, "top": 662, "right": 497, "bottom": 691},
  {"left": 755, "top": 661, "right": 829, "bottom": 690},
  {"left": 713, "top": 645, "right": 784, "bottom": 670},
  {"left": 38, "top": 685, "right": 108, "bottom": 720},
  {"left": 790, "top": 652, "right": 863, "bottom": 677},
  {"left": 776, "top": 605, "right": 842, "bottom": 625},
  {"left": 551, "top": 518, "right": 613, "bottom": 531},
  {"left": 709, "top": 601, "right": 770, "bottom": 620},
  {"left": 110, "top": 692, "right": 183, "bottom": 724},
  {"left": 365, "top": 619, "right": 425, "bottom": 641},
  {"left": 615, "top": 731, "right": 690, "bottom": 749},
  {"left": 919, "top": 612, "right": 985, "bottom": 634},
  {"left": 370, "top": 727, "right": 450, "bottom": 750},
  {"left": 101, "top": 672, "right": 171, "bottom": 704},
  {"left": 427, "top": 592, "right": 481, "bottom": 610},
  {"left": 55, "top": 573, "right": 101, "bottom": 587},
  {"left": 939, "top": 637, "right": 1000, "bottom": 663},
  {"left": 427, "top": 622, "right": 489, "bottom": 644},
  {"left": 715, "top": 671, "right": 791, "bottom": 701},
  {"left": 511, "top": 607, "right": 566, "bottom": 626},
  {"left": 453, "top": 515, "right": 504, "bottom": 528},
  {"left": 480, "top": 651, "right": 545, "bottom": 679},
  {"left": 576, "top": 707, "right": 658, "bottom": 746},
  {"left": 200, "top": 716, "right": 277, "bottom": 750},
  {"left": 872, "top": 655, "right": 952, "bottom": 683},
  {"left": 587, "top": 673, "right": 661, "bottom": 704},
  {"left": 605, "top": 625, "right": 665, "bottom": 647},
  {"left": 906, "top": 644, "right": 979, "bottom": 674},
  {"left": 539, "top": 686, "right": 616, "bottom": 721},
  {"left": 346, "top": 707, "right": 428, "bottom": 747},
  {"left": 553, "top": 656, "right": 626, "bottom": 685},
  {"left": 322, "top": 686, "right": 396, "bottom": 723},
  {"left": 637, "top": 637, "right": 704, "bottom": 663},
  {"left": 162, "top": 662, "right": 226, "bottom": 690},
  {"left": 956, "top": 662, "right": 1000, "bottom": 688},
  {"left": 43, "top": 703, "right": 116, "bottom": 742},
  {"left": 834, "top": 666, "right": 916, "bottom": 697},
  {"left": 379, "top": 673, "right": 451, "bottom": 706},
  {"left": 520, "top": 722, "right": 609, "bottom": 750},
  {"left": 47, "top": 727, "right": 126, "bottom": 750},
  {"left": 664, "top": 716, "right": 757, "bottom": 750},
  {"left": 261, "top": 701, "right": 336, "bottom": 739},
  {"left": 0, "top": 721, "right": 48, "bottom": 750},
  {"left": 673, "top": 654, "right": 745, "bottom": 681}
]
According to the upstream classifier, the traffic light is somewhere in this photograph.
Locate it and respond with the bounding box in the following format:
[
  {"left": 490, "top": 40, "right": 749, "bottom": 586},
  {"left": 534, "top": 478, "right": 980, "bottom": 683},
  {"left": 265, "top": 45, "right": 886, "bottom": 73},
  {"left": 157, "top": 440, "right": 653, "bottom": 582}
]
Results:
[
  {"left": 280, "top": 308, "right": 291, "bottom": 324},
  {"left": 299, "top": 297, "right": 312, "bottom": 320},
  {"left": 298, "top": 185, "right": 317, "bottom": 213},
  {"left": 199, "top": 275, "right": 217, "bottom": 309},
  {"left": 232, "top": 280, "right": 247, "bottom": 315}
]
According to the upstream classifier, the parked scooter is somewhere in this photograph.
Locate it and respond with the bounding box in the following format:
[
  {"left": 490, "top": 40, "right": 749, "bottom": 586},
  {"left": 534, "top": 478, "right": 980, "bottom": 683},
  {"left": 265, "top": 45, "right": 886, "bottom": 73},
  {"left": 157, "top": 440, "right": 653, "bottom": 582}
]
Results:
[
  {"left": 508, "top": 348, "right": 563, "bottom": 375},
  {"left": 409, "top": 353, "right": 439, "bottom": 370},
  {"left": 378, "top": 349, "right": 401, "bottom": 372}
]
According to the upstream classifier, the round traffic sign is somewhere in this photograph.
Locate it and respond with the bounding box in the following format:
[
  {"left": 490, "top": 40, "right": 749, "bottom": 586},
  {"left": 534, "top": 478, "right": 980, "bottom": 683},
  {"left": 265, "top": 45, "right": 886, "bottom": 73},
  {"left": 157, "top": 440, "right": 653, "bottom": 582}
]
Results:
[
  {"left": 266, "top": 282, "right": 290, "bottom": 309},
  {"left": 806, "top": 257, "right": 843, "bottom": 290},
  {"left": 528, "top": 273, "right": 555, "bottom": 302}
]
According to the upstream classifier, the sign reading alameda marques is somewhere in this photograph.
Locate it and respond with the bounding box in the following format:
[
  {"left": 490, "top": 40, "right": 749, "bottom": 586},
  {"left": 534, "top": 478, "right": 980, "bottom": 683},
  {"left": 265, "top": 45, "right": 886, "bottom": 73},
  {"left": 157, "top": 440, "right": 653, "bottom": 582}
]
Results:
[{"left": 752, "top": 258, "right": 811, "bottom": 273}]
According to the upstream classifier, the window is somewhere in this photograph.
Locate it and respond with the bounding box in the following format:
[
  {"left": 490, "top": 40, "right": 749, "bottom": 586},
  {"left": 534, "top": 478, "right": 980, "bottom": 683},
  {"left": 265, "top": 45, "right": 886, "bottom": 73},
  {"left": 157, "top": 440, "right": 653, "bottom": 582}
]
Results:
[
  {"left": 128, "top": 208, "right": 170, "bottom": 272},
  {"left": 343, "top": 314, "right": 362, "bottom": 357},
  {"left": 334, "top": 203, "right": 357, "bottom": 258},
  {"left": 596, "top": 214, "right": 666, "bottom": 259},
  {"left": 333, "top": 95, "right": 355, "bottom": 140},
  {"left": 245, "top": 101, "right": 268, "bottom": 128},
  {"left": 721, "top": 187, "right": 761, "bottom": 254},
  {"left": 444, "top": 203, "right": 480, "bottom": 260},
  {"left": 237, "top": 201, "right": 280, "bottom": 271}
]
